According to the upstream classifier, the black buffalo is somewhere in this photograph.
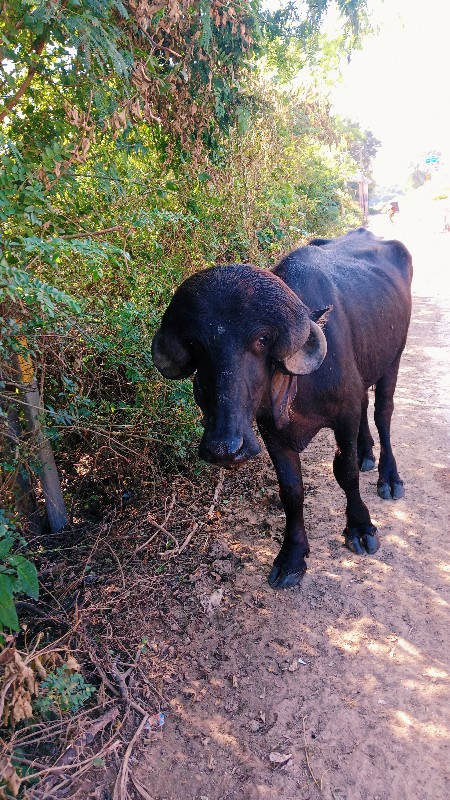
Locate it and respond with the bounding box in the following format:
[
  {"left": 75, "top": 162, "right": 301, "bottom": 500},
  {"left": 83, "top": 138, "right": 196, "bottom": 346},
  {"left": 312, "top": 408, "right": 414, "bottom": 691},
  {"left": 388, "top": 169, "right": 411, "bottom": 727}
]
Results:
[{"left": 152, "top": 228, "right": 413, "bottom": 589}]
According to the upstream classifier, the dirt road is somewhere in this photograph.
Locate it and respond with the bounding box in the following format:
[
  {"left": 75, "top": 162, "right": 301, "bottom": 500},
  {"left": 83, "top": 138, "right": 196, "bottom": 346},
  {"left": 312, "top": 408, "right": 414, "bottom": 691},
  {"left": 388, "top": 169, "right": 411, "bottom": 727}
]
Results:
[{"left": 136, "top": 213, "right": 450, "bottom": 800}]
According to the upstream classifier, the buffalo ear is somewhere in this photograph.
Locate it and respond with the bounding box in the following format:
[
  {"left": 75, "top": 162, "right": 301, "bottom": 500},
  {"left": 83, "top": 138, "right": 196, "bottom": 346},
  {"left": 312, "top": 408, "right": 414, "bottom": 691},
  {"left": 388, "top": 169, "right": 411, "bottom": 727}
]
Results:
[
  {"left": 151, "top": 328, "right": 196, "bottom": 379},
  {"left": 270, "top": 371, "right": 298, "bottom": 430},
  {"left": 310, "top": 305, "right": 333, "bottom": 328}
]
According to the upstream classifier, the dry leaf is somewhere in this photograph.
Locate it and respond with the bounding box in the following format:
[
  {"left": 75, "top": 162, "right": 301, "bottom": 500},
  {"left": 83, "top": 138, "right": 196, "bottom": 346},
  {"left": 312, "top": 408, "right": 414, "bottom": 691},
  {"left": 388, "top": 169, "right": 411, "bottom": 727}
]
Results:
[
  {"left": 200, "top": 587, "right": 224, "bottom": 614},
  {"left": 269, "top": 751, "right": 292, "bottom": 766},
  {"left": 0, "top": 755, "right": 21, "bottom": 797},
  {"left": 65, "top": 655, "right": 80, "bottom": 672}
]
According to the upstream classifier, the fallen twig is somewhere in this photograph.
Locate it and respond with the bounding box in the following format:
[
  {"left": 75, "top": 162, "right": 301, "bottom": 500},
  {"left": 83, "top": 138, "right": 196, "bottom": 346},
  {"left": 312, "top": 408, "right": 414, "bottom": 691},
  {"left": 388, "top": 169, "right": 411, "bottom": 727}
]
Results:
[
  {"left": 89, "top": 651, "right": 120, "bottom": 697},
  {"left": 135, "top": 515, "right": 179, "bottom": 554},
  {"left": 122, "top": 645, "right": 143, "bottom": 680},
  {"left": 104, "top": 541, "right": 126, "bottom": 590},
  {"left": 134, "top": 528, "right": 159, "bottom": 553},
  {"left": 90, "top": 649, "right": 147, "bottom": 713},
  {"left": 302, "top": 716, "right": 324, "bottom": 794},
  {"left": 176, "top": 522, "right": 199, "bottom": 556},
  {"left": 163, "top": 492, "right": 176, "bottom": 525},
  {"left": 131, "top": 773, "right": 155, "bottom": 800},
  {"left": 113, "top": 712, "right": 149, "bottom": 800},
  {"left": 22, "top": 631, "right": 73, "bottom": 665},
  {"left": 109, "top": 660, "right": 151, "bottom": 720},
  {"left": 27, "top": 706, "right": 120, "bottom": 798},
  {"left": 34, "top": 739, "right": 122, "bottom": 799},
  {"left": 14, "top": 601, "right": 68, "bottom": 625},
  {"left": 10, "top": 703, "right": 112, "bottom": 748},
  {"left": 207, "top": 469, "right": 225, "bottom": 518},
  {"left": 162, "top": 471, "right": 225, "bottom": 560},
  {"left": 110, "top": 660, "right": 129, "bottom": 700}
]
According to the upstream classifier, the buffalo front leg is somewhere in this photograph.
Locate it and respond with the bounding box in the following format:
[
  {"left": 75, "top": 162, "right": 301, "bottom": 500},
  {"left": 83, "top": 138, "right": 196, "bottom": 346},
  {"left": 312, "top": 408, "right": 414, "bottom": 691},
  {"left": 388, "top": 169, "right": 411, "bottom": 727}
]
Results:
[
  {"left": 262, "top": 434, "right": 309, "bottom": 590},
  {"left": 333, "top": 418, "right": 380, "bottom": 556}
]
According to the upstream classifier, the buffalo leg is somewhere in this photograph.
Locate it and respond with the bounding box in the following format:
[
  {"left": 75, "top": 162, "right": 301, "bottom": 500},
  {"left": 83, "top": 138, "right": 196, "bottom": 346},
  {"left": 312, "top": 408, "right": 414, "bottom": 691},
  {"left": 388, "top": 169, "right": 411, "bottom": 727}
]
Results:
[
  {"left": 358, "top": 391, "right": 375, "bottom": 472},
  {"left": 262, "top": 434, "right": 309, "bottom": 589},
  {"left": 333, "top": 418, "right": 380, "bottom": 555},
  {"left": 374, "top": 354, "right": 404, "bottom": 500}
]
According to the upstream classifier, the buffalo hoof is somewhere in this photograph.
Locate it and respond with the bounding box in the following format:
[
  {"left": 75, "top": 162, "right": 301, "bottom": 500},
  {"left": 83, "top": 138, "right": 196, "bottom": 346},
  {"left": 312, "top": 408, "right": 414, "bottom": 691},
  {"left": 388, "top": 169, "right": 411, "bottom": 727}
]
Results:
[
  {"left": 377, "top": 479, "right": 404, "bottom": 500},
  {"left": 268, "top": 563, "right": 307, "bottom": 590},
  {"left": 268, "top": 541, "right": 309, "bottom": 589},
  {"left": 362, "top": 528, "right": 381, "bottom": 554},
  {"left": 360, "top": 457, "right": 375, "bottom": 472},
  {"left": 344, "top": 525, "right": 380, "bottom": 555}
]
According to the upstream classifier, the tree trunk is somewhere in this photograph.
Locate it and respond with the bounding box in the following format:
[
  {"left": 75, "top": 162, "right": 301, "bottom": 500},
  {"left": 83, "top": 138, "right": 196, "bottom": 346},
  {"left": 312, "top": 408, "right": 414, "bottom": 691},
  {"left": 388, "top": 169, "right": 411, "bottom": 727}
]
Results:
[
  {"left": 1, "top": 403, "right": 43, "bottom": 537},
  {"left": 12, "top": 351, "right": 68, "bottom": 534}
]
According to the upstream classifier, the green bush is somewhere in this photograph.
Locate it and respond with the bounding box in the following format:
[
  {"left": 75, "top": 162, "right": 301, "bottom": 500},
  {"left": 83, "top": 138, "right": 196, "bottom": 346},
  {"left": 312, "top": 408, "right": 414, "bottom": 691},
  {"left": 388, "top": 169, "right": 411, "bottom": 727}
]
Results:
[
  {"left": 34, "top": 666, "right": 96, "bottom": 715},
  {"left": 0, "top": 511, "right": 38, "bottom": 638}
]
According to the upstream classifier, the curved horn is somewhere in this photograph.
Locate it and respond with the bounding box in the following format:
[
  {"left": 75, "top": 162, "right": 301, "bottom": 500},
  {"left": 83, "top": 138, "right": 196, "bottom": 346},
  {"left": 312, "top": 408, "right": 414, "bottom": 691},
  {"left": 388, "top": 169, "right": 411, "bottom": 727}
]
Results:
[
  {"left": 279, "top": 320, "right": 327, "bottom": 376},
  {"left": 151, "top": 328, "right": 196, "bottom": 379}
]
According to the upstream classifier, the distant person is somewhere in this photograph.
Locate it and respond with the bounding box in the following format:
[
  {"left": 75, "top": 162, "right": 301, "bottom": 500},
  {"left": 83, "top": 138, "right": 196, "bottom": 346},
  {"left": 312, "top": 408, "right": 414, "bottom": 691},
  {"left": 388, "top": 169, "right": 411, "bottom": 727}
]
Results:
[{"left": 389, "top": 201, "right": 399, "bottom": 223}]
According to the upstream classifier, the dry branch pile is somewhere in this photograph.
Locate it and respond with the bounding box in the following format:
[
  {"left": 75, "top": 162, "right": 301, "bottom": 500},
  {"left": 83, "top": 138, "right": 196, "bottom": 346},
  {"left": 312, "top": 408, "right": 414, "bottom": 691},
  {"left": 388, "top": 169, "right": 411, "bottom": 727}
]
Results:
[{"left": 1, "top": 467, "right": 228, "bottom": 799}]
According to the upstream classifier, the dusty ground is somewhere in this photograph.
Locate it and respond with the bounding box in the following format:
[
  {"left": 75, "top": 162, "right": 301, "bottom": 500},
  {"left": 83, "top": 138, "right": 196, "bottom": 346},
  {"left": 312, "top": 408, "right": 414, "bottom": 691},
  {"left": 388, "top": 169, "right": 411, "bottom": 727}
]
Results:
[{"left": 133, "top": 211, "right": 450, "bottom": 800}]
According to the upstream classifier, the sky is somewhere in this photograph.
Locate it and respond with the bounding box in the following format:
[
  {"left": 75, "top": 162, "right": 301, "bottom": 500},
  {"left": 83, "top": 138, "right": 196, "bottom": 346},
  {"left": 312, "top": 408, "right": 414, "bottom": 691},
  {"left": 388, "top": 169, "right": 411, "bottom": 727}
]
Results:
[{"left": 326, "top": 0, "right": 450, "bottom": 186}]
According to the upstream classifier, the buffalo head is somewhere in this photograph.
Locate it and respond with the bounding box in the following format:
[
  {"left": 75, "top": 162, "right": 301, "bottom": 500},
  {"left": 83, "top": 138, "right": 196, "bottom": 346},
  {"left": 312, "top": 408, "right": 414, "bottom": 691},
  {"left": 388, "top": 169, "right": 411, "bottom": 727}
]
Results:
[{"left": 152, "top": 265, "right": 327, "bottom": 467}]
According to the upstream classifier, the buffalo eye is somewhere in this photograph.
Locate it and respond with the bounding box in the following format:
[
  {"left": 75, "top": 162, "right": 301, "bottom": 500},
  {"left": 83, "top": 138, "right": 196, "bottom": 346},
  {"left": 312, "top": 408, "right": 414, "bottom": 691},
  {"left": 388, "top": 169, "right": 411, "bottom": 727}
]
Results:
[{"left": 250, "top": 333, "right": 273, "bottom": 355}]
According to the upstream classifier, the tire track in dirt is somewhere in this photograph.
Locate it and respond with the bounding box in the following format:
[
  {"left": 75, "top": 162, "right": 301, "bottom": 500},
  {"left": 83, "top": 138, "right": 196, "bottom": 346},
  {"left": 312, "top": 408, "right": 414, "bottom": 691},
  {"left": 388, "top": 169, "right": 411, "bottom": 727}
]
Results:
[{"left": 136, "top": 219, "right": 449, "bottom": 800}]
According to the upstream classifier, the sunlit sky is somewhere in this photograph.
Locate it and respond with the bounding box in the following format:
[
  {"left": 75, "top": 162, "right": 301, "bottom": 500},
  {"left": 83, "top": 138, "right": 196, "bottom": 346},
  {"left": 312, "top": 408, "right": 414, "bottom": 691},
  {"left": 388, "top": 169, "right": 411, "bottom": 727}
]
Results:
[
  {"left": 328, "top": 0, "right": 450, "bottom": 186},
  {"left": 265, "top": 1, "right": 450, "bottom": 187}
]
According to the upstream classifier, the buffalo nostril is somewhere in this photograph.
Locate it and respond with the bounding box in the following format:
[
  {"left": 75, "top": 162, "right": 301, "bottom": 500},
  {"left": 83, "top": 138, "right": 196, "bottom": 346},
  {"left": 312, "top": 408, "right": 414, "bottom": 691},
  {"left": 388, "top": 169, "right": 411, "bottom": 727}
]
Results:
[
  {"left": 225, "top": 436, "right": 244, "bottom": 456},
  {"left": 201, "top": 434, "right": 244, "bottom": 463},
  {"left": 210, "top": 436, "right": 244, "bottom": 459}
]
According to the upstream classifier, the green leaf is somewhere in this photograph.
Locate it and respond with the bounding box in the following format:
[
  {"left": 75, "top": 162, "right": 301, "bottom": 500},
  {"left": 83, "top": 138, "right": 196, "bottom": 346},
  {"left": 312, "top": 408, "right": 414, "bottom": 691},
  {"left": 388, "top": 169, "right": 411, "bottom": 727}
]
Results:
[
  {"left": 0, "top": 574, "right": 20, "bottom": 631},
  {"left": 0, "top": 536, "right": 14, "bottom": 559},
  {"left": 8, "top": 555, "right": 39, "bottom": 600}
]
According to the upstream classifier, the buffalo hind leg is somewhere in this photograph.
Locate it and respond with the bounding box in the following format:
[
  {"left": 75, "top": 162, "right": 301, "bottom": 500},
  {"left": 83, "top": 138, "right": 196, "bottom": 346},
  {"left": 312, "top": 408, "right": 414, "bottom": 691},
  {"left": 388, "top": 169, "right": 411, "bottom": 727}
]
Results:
[
  {"left": 334, "top": 417, "right": 380, "bottom": 555},
  {"left": 358, "top": 391, "right": 375, "bottom": 472},
  {"left": 374, "top": 354, "right": 404, "bottom": 500},
  {"left": 261, "top": 433, "right": 309, "bottom": 589}
]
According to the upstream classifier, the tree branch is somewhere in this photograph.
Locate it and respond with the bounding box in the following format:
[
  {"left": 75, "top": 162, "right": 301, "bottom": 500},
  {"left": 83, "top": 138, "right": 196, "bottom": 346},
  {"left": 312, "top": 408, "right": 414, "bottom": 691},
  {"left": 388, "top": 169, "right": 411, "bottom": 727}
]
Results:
[
  {"left": 59, "top": 225, "right": 128, "bottom": 239},
  {"left": 0, "top": 36, "right": 46, "bottom": 124}
]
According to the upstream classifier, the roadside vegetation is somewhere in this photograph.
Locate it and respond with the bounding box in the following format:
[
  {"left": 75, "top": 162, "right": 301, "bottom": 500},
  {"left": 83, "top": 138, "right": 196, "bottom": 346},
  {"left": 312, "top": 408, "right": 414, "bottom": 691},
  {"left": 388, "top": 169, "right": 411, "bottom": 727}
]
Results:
[{"left": 0, "top": 1, "right": 379, "bottom": 796}]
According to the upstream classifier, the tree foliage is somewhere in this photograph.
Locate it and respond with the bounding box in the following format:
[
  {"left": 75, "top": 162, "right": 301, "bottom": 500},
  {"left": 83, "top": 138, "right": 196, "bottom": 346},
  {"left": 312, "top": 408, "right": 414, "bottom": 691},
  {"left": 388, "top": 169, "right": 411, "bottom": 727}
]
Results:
[
  {"left": 1, "top": 0, "right": 256, "bottom": 158},
  {"left": 345, "top": 121, "right": 381, "bottom": 178}
]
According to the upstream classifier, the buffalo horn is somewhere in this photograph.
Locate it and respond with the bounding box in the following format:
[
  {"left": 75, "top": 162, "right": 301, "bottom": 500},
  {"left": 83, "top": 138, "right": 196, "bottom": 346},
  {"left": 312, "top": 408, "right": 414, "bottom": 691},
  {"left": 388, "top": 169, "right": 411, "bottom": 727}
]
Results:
[{"left": 281, "top": 320, "right": 327, "bottom": 375}]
